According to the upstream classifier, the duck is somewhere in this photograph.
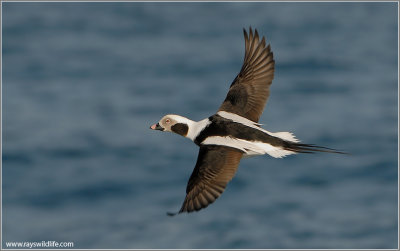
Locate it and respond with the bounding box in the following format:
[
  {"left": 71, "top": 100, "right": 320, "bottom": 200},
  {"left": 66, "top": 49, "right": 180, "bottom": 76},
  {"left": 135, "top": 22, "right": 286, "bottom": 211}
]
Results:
[{"left": 150, "top": 27, "right": 345, "bottom": 216}]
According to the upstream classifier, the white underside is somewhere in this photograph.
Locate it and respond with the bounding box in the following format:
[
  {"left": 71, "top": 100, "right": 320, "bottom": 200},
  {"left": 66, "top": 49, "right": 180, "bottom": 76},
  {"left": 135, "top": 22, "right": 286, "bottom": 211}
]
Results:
[{"left": 202, "top": 136, "right": 296, "bottom": 158}]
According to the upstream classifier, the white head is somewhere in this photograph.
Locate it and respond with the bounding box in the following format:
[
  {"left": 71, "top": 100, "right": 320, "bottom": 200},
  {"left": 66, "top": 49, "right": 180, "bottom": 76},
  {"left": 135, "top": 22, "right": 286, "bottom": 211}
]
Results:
[{"left": 150, "top": 114, "right": 194, "bottom": 137}]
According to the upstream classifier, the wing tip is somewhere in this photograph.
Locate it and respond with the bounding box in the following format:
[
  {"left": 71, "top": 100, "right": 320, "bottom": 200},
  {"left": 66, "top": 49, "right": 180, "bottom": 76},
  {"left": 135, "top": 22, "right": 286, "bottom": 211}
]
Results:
[
  {"left": 167, "top": 211, "right": 179, "bottom": 217},
  {"left": 243, "top": 26, "right": 260, "bottom": 39},
  {"left": 167, "top": 207, "right": 186, "bottom": 216}
]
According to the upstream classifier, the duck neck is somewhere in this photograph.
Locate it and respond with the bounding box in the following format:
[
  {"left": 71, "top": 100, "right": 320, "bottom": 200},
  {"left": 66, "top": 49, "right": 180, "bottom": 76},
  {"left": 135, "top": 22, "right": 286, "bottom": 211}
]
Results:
[{"left": 185, "top": 118, "right": 211, "bottom": 141}]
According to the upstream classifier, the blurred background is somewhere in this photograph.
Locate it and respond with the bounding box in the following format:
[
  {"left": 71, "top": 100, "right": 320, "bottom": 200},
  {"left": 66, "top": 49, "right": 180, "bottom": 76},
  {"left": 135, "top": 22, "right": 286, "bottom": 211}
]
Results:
[{"left": 2, "top": 2, "right": 398, "bottom": 249}]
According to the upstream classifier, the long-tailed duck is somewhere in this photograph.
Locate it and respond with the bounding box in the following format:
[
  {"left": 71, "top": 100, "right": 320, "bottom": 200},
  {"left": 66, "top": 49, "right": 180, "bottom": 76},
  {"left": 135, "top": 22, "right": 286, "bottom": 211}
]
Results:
[{"left": 150, "top": 28, "right": 345, "bottom": 216}]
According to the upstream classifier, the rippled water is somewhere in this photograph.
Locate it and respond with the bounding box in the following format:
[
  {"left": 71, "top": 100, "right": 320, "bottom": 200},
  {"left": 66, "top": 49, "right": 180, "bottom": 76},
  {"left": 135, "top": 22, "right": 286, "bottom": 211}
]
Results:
[{"left": 2, "top": 2, "right": 398, "bottom": 249}]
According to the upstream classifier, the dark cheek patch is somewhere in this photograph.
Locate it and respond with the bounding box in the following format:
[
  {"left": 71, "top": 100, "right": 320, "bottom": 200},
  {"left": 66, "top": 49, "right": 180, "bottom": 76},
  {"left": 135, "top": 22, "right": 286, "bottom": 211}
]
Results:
[{"left": 171, "top": 123, "right": 189, "bottom": 137}]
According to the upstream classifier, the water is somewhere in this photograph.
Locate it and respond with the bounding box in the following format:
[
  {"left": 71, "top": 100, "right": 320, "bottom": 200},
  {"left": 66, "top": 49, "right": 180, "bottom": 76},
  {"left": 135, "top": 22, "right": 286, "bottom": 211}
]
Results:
[{"left": 2, "top": 2, "right": 398, "bottom": 249}]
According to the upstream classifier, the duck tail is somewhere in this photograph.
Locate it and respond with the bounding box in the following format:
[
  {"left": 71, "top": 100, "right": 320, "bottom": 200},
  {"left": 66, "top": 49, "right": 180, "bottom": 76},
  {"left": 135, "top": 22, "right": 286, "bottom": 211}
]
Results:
[{"left": 285, "top": 142, "right": 348, "bottom": 155}]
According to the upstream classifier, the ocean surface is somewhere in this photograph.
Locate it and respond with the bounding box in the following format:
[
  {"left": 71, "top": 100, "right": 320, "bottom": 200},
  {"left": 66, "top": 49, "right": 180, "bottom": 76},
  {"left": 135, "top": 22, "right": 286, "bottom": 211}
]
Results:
[{"left": 2, "top": 2, "right": 398, "bottom": 249}]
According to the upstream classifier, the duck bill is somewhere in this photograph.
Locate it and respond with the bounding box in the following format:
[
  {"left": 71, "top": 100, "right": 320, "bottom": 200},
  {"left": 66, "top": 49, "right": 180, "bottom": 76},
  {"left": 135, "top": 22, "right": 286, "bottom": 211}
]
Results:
[{"left": 150, "top": 123, "right": 164, "bottom": 131}]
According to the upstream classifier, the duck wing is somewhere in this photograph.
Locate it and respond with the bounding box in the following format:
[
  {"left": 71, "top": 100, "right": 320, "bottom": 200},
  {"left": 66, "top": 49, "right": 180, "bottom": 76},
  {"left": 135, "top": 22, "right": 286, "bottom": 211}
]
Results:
[
  {"left": 218, "top": 27, "right": 275, "bottom": 123},
  {"left": 168, "top": 145, "right": 243, "bottom": 215}
]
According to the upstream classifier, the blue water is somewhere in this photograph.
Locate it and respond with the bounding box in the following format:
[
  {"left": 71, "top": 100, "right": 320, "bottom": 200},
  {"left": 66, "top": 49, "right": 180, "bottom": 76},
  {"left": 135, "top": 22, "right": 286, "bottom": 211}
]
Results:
[{"left": 2, "top": 2, "right": 398, "bottom": 249}]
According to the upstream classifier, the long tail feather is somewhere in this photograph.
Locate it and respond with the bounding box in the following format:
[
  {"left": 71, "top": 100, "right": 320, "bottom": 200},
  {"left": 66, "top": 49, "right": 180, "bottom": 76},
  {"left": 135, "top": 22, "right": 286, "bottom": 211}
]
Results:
[{"left": 286, "top": 143, "right": 348, "bottom": 155}]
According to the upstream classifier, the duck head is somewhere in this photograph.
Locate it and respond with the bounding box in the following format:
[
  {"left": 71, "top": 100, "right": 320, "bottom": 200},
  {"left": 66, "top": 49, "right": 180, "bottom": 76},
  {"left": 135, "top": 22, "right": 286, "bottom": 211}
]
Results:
[{"left": 150, "top": 114, "right": 192, "bottom": 137}]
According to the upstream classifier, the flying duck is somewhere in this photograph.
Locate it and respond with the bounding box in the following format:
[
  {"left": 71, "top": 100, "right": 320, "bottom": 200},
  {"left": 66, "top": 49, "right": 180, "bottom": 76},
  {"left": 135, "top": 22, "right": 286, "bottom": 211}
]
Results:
[{"left": 150, "top": 28, "right": 344, "bottom": 216}]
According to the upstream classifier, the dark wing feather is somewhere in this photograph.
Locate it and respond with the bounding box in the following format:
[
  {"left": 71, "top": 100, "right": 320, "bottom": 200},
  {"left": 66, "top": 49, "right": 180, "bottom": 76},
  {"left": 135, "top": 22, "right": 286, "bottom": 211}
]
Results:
[
  {"left": 218, "top": 27, "right": 275, "bottom": 123},
  {"left": 168, "top": 145, "right": 243, "bottom": 215}
]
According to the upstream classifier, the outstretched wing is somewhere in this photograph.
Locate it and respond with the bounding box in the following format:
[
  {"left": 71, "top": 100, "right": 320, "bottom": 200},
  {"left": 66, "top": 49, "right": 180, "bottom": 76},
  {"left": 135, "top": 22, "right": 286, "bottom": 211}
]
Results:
[
  {"left": 168, "top": 145, "right": 243, "bottom": 215},
  {"left": 218, "top": 27, "right": 275, "bottom": 123}
]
